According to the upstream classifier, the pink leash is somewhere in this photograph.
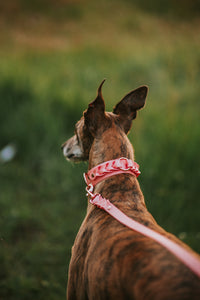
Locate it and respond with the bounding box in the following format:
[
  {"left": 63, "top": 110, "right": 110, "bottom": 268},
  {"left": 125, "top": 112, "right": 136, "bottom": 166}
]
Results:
[{"left": 84, "top": 158, "right": 200, "bottom": 278}]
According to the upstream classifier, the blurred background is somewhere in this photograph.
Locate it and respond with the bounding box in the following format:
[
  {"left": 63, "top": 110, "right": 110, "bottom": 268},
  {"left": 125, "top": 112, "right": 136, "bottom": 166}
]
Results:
[{"left": 0, "top": 0, "right": 200, "bottom": 299}]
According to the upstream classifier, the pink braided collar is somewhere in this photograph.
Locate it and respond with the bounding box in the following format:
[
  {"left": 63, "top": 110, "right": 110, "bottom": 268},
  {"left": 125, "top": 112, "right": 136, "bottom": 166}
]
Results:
[
  {"left": 83, "top": 157, "right": 200, "bottom": 278},
  {"left": 84, "top": 157, "right": 140, "bottom": 186}
]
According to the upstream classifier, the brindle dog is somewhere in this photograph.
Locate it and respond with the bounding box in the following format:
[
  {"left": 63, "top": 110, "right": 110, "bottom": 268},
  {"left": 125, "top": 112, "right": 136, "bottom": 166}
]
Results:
[{"left": 62, "top": 80, "right": 200, "bottom": 300}]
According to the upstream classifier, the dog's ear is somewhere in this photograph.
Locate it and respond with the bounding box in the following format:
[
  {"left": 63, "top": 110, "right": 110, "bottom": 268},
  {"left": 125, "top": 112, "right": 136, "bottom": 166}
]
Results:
[
  {"left": 113, "top": 86, "right": 148, "bottom": 134},
  {"left": 84, "top": 79, "right": 107, "bottom": 136}
]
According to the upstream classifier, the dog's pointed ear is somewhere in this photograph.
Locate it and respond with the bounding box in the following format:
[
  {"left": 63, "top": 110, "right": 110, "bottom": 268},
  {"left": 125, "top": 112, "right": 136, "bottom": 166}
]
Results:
[
  {"left": 84, "top": 79, "right": 106, "bottom": 136},
  {"left": 113, "top": 86, "right": 148, "bottom": 134}
]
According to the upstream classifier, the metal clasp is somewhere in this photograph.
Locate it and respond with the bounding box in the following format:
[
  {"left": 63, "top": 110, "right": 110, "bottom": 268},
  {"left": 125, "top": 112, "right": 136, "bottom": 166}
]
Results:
[{"left": 86, "top": 184, "right": 94, "bottom": 197}]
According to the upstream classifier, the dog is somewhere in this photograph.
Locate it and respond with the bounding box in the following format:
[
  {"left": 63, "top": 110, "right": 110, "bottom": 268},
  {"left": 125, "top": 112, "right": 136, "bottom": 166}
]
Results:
[{"left": 62, "top": 80, "right": 200, "bottom": 300}]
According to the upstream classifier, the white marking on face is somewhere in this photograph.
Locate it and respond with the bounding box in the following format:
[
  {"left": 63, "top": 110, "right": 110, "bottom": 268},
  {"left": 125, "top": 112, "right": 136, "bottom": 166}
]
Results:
[{"left": 62, "top": 135, "right": 84, "bottom": 161}]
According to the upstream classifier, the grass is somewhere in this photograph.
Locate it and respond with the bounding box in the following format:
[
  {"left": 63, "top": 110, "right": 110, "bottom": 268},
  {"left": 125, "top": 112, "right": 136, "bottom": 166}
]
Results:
[{"left": 0, "top": 1, "right": 200, "bottom": 299}]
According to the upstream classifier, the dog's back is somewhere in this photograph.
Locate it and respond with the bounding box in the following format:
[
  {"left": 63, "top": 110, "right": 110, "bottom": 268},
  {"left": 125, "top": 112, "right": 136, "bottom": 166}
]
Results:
[{"left": 68, "top": 174, "right": 200, "bottom": 300}]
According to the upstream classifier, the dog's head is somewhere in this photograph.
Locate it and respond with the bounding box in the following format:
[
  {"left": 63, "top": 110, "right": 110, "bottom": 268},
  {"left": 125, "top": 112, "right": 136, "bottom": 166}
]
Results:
[{"left": 62, "top": 80, "right": 148, "bottom": 162}]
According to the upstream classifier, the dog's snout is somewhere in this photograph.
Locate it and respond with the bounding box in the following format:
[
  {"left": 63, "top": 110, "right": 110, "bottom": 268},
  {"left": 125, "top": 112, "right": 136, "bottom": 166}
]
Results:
[
  {"left": 62, "top": 143, "right": 70, "bottom": 155},
  {"left": 62, "top": 134, "right": 84, "bottom": 161},
  {"left": 67, "top": 153, "right": 74, "bottom": 159}
]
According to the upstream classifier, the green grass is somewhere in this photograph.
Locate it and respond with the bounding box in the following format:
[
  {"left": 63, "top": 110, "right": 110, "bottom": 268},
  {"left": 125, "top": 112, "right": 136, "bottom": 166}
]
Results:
[{"left": 0, "top": 1, "right": 200, "bottom": 299}]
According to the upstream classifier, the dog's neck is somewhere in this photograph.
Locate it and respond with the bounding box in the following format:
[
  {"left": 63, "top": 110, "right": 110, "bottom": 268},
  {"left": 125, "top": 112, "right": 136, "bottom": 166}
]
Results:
[
  {"left": 88, "top": 126, "right": 134, "bottom": 170},
  {"left": 87, "top": 126, "right": 146, "bottom": 210}
]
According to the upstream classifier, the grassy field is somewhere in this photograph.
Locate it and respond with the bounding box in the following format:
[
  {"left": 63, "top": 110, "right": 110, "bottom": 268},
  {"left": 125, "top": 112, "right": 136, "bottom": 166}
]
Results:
[{"left": 0, "top": 1, "right": 200, "bottom": 299}]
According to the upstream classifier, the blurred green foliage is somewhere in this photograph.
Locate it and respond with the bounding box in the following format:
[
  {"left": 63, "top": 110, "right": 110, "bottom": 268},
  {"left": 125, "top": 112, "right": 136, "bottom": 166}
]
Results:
[{"left": 0, "top": 0, "right": 200, "bottom": 299}]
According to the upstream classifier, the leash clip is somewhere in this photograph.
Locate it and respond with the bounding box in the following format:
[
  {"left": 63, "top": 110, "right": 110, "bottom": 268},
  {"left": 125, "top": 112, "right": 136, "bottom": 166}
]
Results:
[{"left": 86, "top": 184, "right": 94, "bottom": 197}]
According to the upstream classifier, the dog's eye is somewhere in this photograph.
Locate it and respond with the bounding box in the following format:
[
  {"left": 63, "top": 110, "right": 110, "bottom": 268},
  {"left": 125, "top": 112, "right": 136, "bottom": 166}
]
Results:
[
  {"left": 75, "top": 129, "right": 80, "bottom": 144},
  {"left": 76, "top": 134, "right": 80, "bottom": 144}
]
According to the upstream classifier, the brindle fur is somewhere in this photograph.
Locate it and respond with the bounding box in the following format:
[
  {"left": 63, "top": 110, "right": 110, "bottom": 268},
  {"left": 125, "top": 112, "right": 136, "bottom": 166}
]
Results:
[{"left": 62, "top": 81, "right": 200, "bottom": 300}]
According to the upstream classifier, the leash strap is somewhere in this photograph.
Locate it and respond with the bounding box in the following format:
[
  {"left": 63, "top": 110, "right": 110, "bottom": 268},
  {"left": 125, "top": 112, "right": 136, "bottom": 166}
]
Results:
[
  {"left": 89, "top": 193, "right": 200, "bottom": 278},
  {"left": 84, "top": 157, "right": 200, "bottom": 278}
]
